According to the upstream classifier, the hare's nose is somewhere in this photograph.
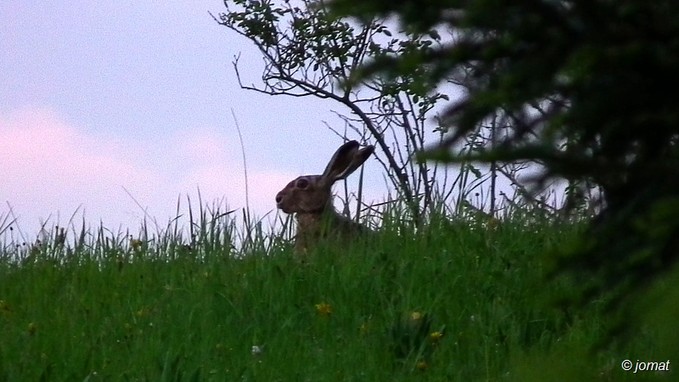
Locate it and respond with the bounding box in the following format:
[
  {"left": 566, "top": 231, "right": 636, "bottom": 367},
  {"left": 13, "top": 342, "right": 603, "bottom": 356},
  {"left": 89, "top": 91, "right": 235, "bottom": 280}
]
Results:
[{"left": 275, "top": 193, "right": 283, "bottom": 203}]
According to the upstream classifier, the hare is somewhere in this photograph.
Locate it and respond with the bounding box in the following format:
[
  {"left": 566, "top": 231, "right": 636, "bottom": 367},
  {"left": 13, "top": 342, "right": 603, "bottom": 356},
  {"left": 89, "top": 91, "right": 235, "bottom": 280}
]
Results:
[{"left": 275, "top": 140, "right": 375, "bottom": 254}]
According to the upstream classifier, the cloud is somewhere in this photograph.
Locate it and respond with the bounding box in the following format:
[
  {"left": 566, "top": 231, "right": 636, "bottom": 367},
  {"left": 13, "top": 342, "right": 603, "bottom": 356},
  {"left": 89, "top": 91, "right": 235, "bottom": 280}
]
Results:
[{"left": 0, "top": 106, "right": 286, "bottom": 235}]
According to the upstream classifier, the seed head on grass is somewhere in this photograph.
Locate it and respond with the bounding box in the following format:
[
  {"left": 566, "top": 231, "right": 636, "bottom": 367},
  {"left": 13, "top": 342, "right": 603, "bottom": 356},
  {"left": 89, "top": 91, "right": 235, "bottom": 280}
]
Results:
[{"left": 130, "top": 238, "right": 143, "bottom": 252}]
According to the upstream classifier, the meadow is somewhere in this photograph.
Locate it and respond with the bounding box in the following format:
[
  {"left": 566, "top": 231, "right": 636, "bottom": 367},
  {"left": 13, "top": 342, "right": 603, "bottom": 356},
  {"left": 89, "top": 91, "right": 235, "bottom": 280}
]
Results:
[{"left": 0, "top": 208, "right": 673, "bottom": 381}]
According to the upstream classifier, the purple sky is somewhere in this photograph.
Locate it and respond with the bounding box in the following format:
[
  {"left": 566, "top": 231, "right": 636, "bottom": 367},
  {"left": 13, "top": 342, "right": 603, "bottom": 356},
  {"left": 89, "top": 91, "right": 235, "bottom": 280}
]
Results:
[{"left": 1, "top": 1, "right": 386, "bottom": 237}]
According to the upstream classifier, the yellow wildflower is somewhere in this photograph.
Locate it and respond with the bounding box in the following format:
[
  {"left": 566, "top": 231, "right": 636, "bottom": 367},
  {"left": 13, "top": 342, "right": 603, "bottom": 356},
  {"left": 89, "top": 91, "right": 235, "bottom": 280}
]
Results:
[
  {"left": 0, "top": 300, "right": 10, "bottom": 314},
  {"left": 430, "top": 331, "right": 444, "bottom": 342},
  {"left": 416, "top": 360, "right": 428, "bottom": 371},
  {"left": 315, "top": 302, "right": 332, "bottom": 316}
]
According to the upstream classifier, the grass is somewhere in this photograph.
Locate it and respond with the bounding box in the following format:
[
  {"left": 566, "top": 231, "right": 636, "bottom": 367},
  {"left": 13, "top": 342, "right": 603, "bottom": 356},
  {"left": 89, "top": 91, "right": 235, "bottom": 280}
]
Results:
[{"left": 0, "top": 209, "right": 672, "bottom": 381}]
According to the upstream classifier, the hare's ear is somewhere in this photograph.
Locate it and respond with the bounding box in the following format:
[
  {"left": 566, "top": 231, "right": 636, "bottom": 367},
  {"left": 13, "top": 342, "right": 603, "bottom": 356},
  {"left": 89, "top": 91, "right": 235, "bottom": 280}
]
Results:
[{"left": 322, "top": 140, "right": 374, "bottom": 183}]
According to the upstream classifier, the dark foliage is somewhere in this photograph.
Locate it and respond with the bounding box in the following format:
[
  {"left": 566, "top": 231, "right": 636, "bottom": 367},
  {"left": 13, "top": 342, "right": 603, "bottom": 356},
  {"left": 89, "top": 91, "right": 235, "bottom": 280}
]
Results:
[{"left": 329, "top": 0, "right": 679, "bottom": 314}]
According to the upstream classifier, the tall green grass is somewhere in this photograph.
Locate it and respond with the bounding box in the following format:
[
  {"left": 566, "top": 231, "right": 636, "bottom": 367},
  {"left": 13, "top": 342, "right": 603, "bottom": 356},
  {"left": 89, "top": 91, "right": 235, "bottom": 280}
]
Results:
[{"left": 0, "top": 208, "right": 669, "bottom": 381}]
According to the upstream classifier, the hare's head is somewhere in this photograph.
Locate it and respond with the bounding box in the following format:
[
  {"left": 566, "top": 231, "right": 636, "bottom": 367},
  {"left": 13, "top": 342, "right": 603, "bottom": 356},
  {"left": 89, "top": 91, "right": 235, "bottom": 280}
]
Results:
[{"left": 276, "top": 141, "right": 374, "bottom": 214}]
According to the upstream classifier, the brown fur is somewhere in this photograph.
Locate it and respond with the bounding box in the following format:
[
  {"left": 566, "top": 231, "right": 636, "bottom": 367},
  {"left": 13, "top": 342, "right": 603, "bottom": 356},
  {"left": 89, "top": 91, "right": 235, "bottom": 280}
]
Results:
[{"left": 275, "top": 141, "right": 374, "bottom": 255}]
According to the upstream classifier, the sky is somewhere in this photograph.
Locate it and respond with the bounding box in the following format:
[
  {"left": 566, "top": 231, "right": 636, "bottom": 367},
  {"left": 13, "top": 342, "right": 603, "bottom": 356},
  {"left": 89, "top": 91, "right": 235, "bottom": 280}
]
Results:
[{"left": 0, "top": 1, "right": 388, "bottom": 238}]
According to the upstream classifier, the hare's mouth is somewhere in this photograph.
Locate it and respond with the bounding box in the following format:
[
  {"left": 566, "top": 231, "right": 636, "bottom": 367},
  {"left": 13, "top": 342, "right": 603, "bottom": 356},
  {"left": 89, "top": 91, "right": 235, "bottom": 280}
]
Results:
[{"left": 277, "top": 202, "right": 293, "bottom": 214}]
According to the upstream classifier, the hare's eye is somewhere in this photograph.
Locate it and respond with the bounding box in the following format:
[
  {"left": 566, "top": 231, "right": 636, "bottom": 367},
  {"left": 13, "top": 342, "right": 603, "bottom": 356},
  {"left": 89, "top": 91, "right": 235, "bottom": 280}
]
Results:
[{"left": 296, "top": 178, "right": 309, "bottom": 189}]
